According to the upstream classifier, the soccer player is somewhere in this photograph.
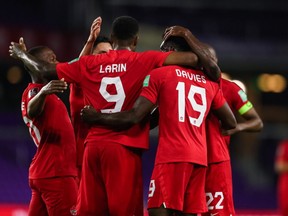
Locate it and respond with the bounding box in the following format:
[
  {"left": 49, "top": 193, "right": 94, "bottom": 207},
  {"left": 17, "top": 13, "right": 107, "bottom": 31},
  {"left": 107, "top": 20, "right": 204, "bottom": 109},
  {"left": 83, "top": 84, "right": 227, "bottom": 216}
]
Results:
[
  {"left": 9, "top": 16, "right": 220, "bottom": 216},
  {"left": 69, "top": 16, "right": 112, "bottom": 180},
  {"left": 275, "top": 140, "right": 288, "bottom": 216},
  {"left": 80, "top": 36, "right": 237, "bottom": 216},
  {"left": 20, "top": 41, "right": 78, "bottom": 216},
  {"left": 202, "top": 47, "right": 263, "bottom": 216}
]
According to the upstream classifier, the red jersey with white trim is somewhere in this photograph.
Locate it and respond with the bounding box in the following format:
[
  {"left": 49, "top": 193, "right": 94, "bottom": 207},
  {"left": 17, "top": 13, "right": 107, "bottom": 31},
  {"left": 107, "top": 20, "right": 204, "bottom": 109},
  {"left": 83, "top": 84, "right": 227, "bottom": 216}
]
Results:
[
  {"left": 140, "top": 66, "right": 226, "bottom": 165},
  {"left": 206, "top": 78, "right": 253, "bottom": 163},
  {"left": 69, "top": 83, "right": 89, "bottom": 167},
  {"left": 56, "top": 50, "right": 171, "bottom": 149},
  {"left": 21, "top": 83, "right": 77, "bottom": 179}
]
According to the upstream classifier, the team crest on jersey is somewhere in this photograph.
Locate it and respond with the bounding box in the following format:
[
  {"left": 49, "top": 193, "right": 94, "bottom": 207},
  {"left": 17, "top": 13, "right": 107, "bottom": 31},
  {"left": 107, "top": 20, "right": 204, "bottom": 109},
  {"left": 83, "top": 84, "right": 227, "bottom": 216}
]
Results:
[
  {"left": 238, "top": 89, "right": 247, "bottom": 102},
  {"left": 28, "top": 88, "right": 39, "bottom": 98},
  {"left": 68, "top": 57, "right": 79, "bottom": 64},
  {"left": 143, "top": 75, "right": 150, "bottom": 87}
]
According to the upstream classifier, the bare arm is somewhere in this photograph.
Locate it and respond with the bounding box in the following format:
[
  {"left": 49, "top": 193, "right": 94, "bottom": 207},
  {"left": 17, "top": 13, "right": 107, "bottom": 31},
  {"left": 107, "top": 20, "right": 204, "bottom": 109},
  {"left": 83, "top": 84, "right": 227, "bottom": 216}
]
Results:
[
  {"left": 27, "top": 80, "right": 68, "bottom": 118},
  {"left": 163, "top": 51, "right": 199, "bottom": 68},
  {"left": 213, "top": 102, "right": 237, "bottom": 130},
  {"left": 81, "top": 96, "right": 155, "bottom": 130},
  {"left": 222, "top": 107, "right": 263, "bottom": 136},
  {"left": 9, "top": 41, "right": 57, "bottom": 80},
  {"left": 79, "top": 17, "right": 102, "bottom": 57},
  {"left": 163, "top": 26, "right": 220, "bottom": 81}
]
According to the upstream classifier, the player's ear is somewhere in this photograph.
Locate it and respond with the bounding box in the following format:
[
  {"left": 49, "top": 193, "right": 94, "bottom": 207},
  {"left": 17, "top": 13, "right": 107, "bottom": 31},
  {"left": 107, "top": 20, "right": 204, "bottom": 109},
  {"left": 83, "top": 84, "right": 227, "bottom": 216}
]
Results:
[{"left": 133, "top": 35, "right": 139, "bottom": 47}]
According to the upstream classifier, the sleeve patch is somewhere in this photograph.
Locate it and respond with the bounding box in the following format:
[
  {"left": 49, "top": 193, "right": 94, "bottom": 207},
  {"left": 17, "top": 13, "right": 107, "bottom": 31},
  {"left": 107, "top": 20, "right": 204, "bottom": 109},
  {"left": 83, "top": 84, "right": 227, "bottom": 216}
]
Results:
[
  {"left": 143, "top": 75, "right": 150, "bottom": 87},
  {"left": 238, "top": 89, "right": 248, "bottom": 102},
  {"left": 238, "top": 101, "right": 253, "bottom": 115},
  {"left": 28, "top": 88, "right": 39, "bottom": 98},
  {"left": 68, "top": 58, "right": 79, "bottom": 64}
]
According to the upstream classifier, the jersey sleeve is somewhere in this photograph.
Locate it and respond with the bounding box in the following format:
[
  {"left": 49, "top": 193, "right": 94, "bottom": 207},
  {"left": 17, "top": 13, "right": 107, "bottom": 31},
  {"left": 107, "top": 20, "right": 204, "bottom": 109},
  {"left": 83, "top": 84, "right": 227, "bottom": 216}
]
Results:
[
  {"left": 56, "top": 57, "right": 83, "bottom": 84},
  {"left": 140, "top": 68, "right": 165, "bottom": 104},
  {"left": 229, "top": 82, "right": 253, "bottom": 115},
  {"left": 211, "top": 87, "right": 226, "bottom": 110},
  {"left": 142, "top": 51, "right": 172, "bottom": 68}
]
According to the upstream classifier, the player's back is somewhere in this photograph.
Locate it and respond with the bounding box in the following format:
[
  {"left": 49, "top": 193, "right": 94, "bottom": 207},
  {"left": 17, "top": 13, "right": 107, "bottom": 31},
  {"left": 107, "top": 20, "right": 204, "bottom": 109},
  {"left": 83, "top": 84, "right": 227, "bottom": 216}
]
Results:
[
  {"left": 141, "top": 65, "right": 224, "bottom": 166},
  {"left": 67, "top": 49, "right": 170, "bottom": 149}
]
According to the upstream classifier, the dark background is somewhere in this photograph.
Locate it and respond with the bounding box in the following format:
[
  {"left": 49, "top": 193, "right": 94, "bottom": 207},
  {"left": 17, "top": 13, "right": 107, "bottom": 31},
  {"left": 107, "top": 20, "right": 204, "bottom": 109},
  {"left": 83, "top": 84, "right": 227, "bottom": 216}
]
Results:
[{"left": 1, "top": 0, "right": 288, "bottom": 212}]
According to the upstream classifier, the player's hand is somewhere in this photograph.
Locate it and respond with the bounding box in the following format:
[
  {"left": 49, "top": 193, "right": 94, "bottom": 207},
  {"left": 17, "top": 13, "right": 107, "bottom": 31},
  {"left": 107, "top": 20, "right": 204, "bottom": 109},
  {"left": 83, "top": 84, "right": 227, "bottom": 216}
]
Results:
[
  {"left": 40, "top": 79, "right": 68, "bottom": 95},
  {"left": 80, "top": 105, "right": 99, "bottom": 124},
  {"left": 87, "top": 16, "right": 102, "bottom": 43},
  {"left": 162, "top": 25, "right": 189, "bottom": 40},
  {"left": 221, "top": 125, "right": 241, "bottom": 136},
  {"left": 9, "top": 41, "right": 25, "bottom": 59}
]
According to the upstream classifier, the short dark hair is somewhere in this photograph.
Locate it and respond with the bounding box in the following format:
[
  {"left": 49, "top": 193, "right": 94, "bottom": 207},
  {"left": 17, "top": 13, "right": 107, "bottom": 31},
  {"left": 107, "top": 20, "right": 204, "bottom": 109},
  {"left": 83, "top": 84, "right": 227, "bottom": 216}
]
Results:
[
  {"left": 28, "top": 46, "right": 48, "bottom": 58},
  {"left": 93, "top": 36, "right": 111, "bottom": 49},
  {"left": 160, "top": 36, "right": 191, "bottom": 52},
  {"left": 111, "top": 16, "right": 139, "bottom": 40}
]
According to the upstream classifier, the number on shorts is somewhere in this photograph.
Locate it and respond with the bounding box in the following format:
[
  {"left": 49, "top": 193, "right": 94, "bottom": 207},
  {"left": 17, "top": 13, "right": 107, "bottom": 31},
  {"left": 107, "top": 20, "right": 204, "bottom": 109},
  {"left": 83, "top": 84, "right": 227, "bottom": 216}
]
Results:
[
  {"left": 148, "top": 180, "right": 155, "bottom": 198},
  {"left": 99, "top": 77, "right": 126, "bottom": 113},
  {"left": 206, "top": 192, "right": 224, "bottom": 210},
  {"left": 176, "top": 82, "right": 207, "bottom": 127}
]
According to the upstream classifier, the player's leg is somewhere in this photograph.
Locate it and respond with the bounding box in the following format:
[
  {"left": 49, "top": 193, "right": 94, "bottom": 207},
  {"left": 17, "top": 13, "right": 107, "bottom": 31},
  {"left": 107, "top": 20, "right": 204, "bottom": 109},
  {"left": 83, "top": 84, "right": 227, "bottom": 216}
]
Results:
[
  {"left": 37, "top": 177, "right": 77, "bottom": 216},
  {"left": 101, "top": 142, "right": 143, "bottom": 216},
  {"left": 77, "top": 143, "right": 109, "bottom": 215},
  {"left": 28, "top": 179, "right": 48, "bottom": 216},
  {"left": 148, "top": 163, "right": 199, "bottom": 215},
  {"left": 202, "top": 161, "right": 235, "bottom": 216},
  {"left": 182, "top": 164, "right": 207, "bottom": 215}
]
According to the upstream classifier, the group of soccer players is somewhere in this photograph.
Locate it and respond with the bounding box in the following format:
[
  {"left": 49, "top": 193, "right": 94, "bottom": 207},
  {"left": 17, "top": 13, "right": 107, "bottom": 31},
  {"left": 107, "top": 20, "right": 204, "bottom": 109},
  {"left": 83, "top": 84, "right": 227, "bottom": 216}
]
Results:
[{"left": 9, "top": 15, "right": 263, "bottom": 216}]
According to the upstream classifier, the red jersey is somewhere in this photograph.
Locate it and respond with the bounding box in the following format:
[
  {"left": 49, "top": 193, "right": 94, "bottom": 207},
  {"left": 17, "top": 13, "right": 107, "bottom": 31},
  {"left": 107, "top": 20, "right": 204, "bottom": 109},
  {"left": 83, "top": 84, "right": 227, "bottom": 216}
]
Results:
[
  {"left": 56, "top": 50, "right": 171, "bottom": 149},
  {"left": 206, "top": 78, "right": 254, "bottom": 163},
  {"left": 275, "top": 140, "right": 288, "bottom": 167},
  {"left": 140, "top": 66, "right": 226, "bottom": 165},
  {"left": 69, "top": 83, "right": 89, "bottom": 167},
  {"left": 21, "top": 83, "right": 77, "bottom": 179}
]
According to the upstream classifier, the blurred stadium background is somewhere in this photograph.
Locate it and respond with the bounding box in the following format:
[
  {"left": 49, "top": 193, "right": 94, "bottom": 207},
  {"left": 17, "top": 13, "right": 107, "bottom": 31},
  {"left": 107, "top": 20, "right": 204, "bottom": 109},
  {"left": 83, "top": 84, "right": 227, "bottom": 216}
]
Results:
[{"left": 1, "top": 0, "right": 288, "bottom": 215}]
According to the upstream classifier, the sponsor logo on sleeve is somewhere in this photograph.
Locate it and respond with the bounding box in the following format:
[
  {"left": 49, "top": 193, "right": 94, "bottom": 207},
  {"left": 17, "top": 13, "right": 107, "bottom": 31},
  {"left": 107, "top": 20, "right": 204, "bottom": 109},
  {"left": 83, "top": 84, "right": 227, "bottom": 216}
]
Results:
[
  {"left": 143, "top": 75, "right": 150, "bottom": 87},
  {"left": 238, "top": 89, "right": 247, "bottom": 102}
]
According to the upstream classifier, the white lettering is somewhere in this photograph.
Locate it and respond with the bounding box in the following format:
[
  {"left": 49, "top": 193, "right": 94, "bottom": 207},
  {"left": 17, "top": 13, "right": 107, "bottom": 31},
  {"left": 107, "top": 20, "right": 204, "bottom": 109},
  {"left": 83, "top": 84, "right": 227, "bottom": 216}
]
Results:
[
  {"left": 99, "top": 63, "right": 127, "bottom": 73},
  {"left": 174, "top": 69, "right": 207, "bottom": 83}
]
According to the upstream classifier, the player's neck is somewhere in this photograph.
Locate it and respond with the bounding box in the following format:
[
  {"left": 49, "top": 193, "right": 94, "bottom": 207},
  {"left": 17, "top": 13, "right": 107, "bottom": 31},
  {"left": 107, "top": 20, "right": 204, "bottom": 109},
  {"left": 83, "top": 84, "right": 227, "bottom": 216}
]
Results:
[{"left": 113, "top": 45, "right": 132, "bottom": 51}]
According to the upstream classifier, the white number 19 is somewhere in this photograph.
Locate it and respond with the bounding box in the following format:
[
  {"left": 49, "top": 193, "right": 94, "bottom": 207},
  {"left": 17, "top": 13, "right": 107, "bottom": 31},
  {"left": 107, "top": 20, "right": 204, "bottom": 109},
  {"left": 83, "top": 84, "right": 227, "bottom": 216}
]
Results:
[{"left": 176, "top": 82, "right": 207, "bottom": 127}]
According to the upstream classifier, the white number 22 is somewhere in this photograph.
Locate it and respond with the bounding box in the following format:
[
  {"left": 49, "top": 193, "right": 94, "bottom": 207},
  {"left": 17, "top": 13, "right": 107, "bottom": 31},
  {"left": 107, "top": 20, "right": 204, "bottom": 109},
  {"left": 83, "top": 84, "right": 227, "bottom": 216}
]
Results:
[
  {"left": 206, "top": 192, "right": 224, "bottom": 210},
  {"left": 176, "top": 82, "right": 207, "bottom": 127}
]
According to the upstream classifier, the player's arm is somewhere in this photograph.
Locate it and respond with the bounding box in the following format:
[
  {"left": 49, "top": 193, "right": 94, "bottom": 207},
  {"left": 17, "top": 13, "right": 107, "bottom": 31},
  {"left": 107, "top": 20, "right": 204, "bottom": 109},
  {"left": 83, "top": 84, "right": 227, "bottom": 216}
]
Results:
[
  {"left": 81, "top": 96, "right": 155, "bottom": 130},
  {"left": 163, "top": 51, "right": 199, "bottom": 68},
  {"left": 149, "top": 107, "right": 159, "bottom": 130},
  {"left": 9, "top": 41, "right": 58, "bottom": 80},
  {"left": 222, "top": 107, "right": 263, "bottom": 136},
  {"left": 27, "top": 80, "right": 68, "bottom": 118},
  {"left": 163, "top": 26, "right": 220, "bottom": 81},
  {"left": 213, "top": 102, "right": 237, "bottom": 130},
  {"left": 79, "top": 17, "right": 102, "bottom": 57}
]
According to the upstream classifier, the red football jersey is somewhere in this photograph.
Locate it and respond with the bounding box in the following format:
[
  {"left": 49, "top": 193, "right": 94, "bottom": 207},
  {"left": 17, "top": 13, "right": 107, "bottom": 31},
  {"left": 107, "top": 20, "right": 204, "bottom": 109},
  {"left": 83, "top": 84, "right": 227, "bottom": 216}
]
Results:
[
  {"left": 21, "top": 83, "right": 77, "bottom": 179},
  {"left": 56, "top": 50, "right": 171, "bottom": 149},
  {"left": 140, "top": 65, "right": 226, "bottom": 165},
  {"left": 275, "top": 140, "right": 288, "bottom": 165},
  {"left": 69, "top": 83, "right": 89, "bottom": 167},
  {"left": 206, "top": 78, "right": 253, "bottom": 163}
]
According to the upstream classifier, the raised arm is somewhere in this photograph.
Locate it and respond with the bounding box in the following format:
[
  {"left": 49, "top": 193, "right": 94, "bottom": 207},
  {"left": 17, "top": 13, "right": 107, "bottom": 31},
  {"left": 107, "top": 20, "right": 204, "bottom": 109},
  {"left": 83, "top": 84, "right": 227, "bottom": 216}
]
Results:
[
  {"left": 81, "top": 96, "right": 155, "bottom": 130},
  {"left": 163, "top": 26, "right": 220, "bottom": 81},
  {"left": 79, "top": 17, "right": 102, "bottom": 57},
  {"left": 9, "top": 41, "right": 58, "bottom": 80},
  {"left": 27, "top": 79, "right": 68, "bottom": 118}
]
